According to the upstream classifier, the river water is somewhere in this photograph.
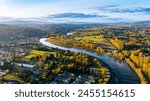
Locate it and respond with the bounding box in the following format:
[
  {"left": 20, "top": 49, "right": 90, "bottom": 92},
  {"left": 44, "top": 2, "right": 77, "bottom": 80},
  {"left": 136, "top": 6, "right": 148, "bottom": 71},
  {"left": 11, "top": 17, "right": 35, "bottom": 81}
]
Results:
[{"left": 39, "top": 38, "right": 140, "bottom": 84}]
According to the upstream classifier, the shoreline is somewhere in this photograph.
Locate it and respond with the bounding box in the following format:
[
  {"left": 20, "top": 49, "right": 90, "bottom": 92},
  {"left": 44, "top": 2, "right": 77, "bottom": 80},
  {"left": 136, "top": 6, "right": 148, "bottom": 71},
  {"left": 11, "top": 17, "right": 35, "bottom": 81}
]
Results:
[{"left": 39, "top": 38, "right": 140, "bottom": 84}]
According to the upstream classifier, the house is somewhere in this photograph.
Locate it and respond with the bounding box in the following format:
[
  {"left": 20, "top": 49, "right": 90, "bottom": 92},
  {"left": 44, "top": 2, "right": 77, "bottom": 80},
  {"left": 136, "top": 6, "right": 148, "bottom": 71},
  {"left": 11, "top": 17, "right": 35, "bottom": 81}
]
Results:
[
  {"left": 51, "top": 72, "right": 75, "bottom": 84},
  {"left": 73, "top": 75, "right": 97, "bottom": 84},
  {"left": 90, "top": 68, "right": 101, "bottom": 76},
  {"left": 67, "top": 33, "right": 74, "bottom": 36}
]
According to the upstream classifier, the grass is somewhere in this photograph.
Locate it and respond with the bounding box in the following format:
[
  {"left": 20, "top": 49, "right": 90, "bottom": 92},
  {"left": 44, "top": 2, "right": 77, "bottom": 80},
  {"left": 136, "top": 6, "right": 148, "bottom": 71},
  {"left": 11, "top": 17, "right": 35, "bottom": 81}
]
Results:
[
  {"left": 75, "top": 35, "right": 104, "bottom": 42},
  {"left": 24, "top": 50, "right": 48, "bottom": 59},
  {"left": 23, "top": 50, "right": 57, "bottom": 61},
  {"left": 2, "top": 74, "right": 22, "bottom": 82}
]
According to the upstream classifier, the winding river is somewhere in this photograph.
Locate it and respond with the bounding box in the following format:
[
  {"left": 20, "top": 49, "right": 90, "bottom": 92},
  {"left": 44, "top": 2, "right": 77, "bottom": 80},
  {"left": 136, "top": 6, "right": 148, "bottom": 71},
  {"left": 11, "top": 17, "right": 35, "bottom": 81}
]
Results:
[{"left": 39, "top": 38, "right": 140, "bottom": 84}]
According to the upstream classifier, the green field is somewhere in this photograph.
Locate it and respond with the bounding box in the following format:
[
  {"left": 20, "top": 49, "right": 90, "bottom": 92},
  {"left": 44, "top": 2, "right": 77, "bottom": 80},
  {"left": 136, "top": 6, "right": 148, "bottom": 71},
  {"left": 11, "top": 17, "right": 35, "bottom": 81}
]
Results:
[
  {"left": 75, "top": 35, "right": 104, "bottom": 42},
  {"left": 23, "top": 50, "right": 56, "bottom": 60}
]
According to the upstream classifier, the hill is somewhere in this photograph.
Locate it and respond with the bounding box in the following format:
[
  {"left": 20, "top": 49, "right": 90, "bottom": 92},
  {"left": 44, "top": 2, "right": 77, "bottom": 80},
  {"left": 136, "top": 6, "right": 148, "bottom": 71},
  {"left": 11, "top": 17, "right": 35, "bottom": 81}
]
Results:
[{"left": 0, "top": 24, "right": 46, "bottom": 41}]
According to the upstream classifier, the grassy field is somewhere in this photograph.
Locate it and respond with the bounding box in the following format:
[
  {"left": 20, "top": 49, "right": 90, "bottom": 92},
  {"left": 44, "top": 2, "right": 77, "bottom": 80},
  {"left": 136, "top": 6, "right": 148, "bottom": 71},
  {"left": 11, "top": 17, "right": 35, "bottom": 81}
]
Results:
[
  {"left": 23, "top": 50, "right": 56, "bottom": 60},
  {"left": 75, "top": 35, "right": 104, "bottom": 42},
  {"left": 2, "top": 74, "right": 22, "bottom": 82}
]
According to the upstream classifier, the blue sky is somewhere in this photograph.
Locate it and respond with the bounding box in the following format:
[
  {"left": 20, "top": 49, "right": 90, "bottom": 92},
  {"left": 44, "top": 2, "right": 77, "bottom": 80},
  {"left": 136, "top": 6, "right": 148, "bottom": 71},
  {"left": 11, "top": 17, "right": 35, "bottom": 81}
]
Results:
[{"left": 0, "top": 0, "right": 150, "bottom": 23}]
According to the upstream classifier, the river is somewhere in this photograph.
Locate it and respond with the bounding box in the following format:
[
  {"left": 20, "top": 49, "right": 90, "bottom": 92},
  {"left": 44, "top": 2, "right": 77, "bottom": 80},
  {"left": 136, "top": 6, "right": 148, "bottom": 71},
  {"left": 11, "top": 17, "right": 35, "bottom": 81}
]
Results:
[{"left": 39, "top": 38, "right": 140, "bottom": 84}]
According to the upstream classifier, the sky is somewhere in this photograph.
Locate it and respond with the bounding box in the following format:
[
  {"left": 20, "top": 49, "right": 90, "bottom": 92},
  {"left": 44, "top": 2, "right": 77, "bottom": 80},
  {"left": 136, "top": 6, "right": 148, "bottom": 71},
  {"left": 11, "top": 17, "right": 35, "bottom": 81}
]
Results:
[{"left": 0, "top": 0, "right": 150, "bottom": 23}]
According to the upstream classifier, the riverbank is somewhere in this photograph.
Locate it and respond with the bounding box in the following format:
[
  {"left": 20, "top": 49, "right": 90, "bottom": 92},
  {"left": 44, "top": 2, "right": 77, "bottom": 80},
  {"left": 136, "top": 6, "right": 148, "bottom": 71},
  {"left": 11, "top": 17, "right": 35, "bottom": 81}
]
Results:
[
  {"left": 40, "top": 38, "right": 140, "bottom": 84},
  {"left": 125, "top": 59, "right": 148, "bottom": 84},
  {"left": 40, "top": 38, "right": 111, "bottom": 84}
]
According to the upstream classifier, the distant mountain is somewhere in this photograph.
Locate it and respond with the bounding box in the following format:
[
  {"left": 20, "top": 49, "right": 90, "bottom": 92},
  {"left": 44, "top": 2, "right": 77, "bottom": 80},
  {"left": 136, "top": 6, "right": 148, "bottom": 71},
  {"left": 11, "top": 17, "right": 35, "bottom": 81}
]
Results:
[
  {"left": 0, "top": 24, "right": 46, "bottom": 41},
  {"left": 133, "top": 21, "right": 150, "bottom": 26},
  {"left": 1, "top": 18, "right": 150, "bottom": 26},
  {"left": 0, "top": 23, "right": 105, "bottom": 42},
  {"left": 0, "top": 20, "right": 150, "bottom": 42},
  {"left": 27, "top": 23, "right": 107, "bottom": 35}
]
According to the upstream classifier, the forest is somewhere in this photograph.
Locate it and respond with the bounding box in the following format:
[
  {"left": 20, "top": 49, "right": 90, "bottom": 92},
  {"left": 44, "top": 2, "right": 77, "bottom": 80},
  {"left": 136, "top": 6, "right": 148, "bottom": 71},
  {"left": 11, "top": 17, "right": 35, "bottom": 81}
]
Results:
[{"left": 47, "top": 27, "right": 150, "bottom": 84}]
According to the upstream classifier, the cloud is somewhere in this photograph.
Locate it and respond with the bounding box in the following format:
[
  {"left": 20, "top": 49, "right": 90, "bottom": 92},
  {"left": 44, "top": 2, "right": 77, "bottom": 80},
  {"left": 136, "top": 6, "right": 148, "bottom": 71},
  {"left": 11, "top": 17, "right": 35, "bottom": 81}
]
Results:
[
  {"left": 106, "top": 17, "right": 124, "bottom": 21},
  {"left": 95, "top": 5, "right": 150, "bottom": 13},
  {"left": 109, "top": 7, "right": 150, "bottom": 13},
  {"left": 46, "top": 13, "right": 106, "bottom": 18},
  {"left": 96, "top": 5, "right": 119, "bottom": 9},
  {"left": 93, "top": 5, "right": 119, "bottom": 11}
]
